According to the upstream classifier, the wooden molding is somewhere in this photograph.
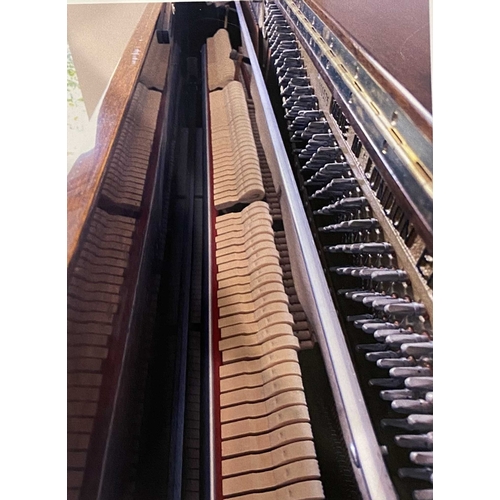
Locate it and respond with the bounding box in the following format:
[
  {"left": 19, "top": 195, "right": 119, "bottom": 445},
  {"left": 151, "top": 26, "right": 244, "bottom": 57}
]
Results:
[{"left": 67, "top": 3, "right": 162, "bottom": 267}]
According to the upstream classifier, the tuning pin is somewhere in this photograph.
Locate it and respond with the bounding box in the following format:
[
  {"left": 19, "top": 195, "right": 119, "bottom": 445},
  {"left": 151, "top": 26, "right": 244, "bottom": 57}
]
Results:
[
  {"left": 299, "top": 144, "right": 338, "bottom": 160},
  {"left": 306, "top": 128, "right": 332, "bottom": 142},
  {"left": 373, "top": 328, "right": 414, "bottom": 341},
  {"left": 371, "top": 269, "right": 408, "bottom": 282},
  {"left": 362, "top": 323, "right": 400, "bottom": 334},
  {"left": 382, "top": 414, "right": 432, "bottom": 432},
  {"left": 369, "top": 378, "right": 405, "bottom": 388},
  {"left": 330, "top": 266, "right": 366, "bottom": 276},
  {"left": 315, "top": 196, "right": 367, "bottom": 215},
  {"left": 391, "top": 399, "right": 433, "bottom": 414},
  {"left": 283, "top": 94, "right": 316, "bottom": 109},
  {"left": 311, "top": 179, "right": 362, "bottom": 199},
  {"left": 365, "top": 351, "right": 399, "bottom": 362},
  {"left": 282, "top": 81, "right": 311, "bottom": 96},
  {"left": 354, "top": 267, "right": 393, "bottom": 279},
  {"left": 348, "top": 291, "right": 385, "bottom": 302},
  {"left": 379, "top": 388, "right": 418, "bottom": 401},
  {"left": 302, "top": 148, "right": 343, "bottom": 166},
  {"left": 395, "top": 432, "right": 433, "bottom": 450},
  {"left": 353, "top": 319, "right": 388, "bottom": 329},
  {"left": 407, "top": 414, "right": 433, "bottom": 431},
  {"left": 389, "top": 366, "right": 432, "bottom": 378},
  {"left": 377, "top": 357, "right": 417, "bottom": 369},
  {"left": 405, "top": 377, "right": 433, "bottom": 391},
  {"left": 356, "top": 343, "right": 390, "bottom": 353},
  {"left": 275, "top": 48, "right": 301, "bottom": 65},
  {"left": 401, "top": 342, "right": 433, "bottom": 357},
  {"left": 298, "top": 109, "right": 324, "bottom": 118},
  {"left": 381, "top": 418, "right": 415, "bottom": 431},
  {"left": 410, "top": 451, "right": 433, "bottom": 466},
  {"left": 326, "top": 242, "right": 393, "bottom": 254},
  {"left": 346, "top": 313, "right": 374, "bottom": 321},
  {"left": 272, "top": 41, "right": 298, "bottom": 59},
  {"left": 385, "top": 334, "right": 430, "bottom": 347},
  {"left": 278, "top": 67, "right": 308, "bottom": 84},
  {"left": 398, "top": 467, "right": 433, "bottom": 483},
  {"left": 384, "top": 302, "right": 427, "bottom": 316},
  {"left": 319, "top": 218, "right": 378, "bottom": 232},
  {"left": 285, "top": 105, "right": 313, "bottom": 120},
  {"left": 277, "top": 61, "right": 305, "bottom": 77},
  {"left": 371, "top": 297, "right": 408, "bottom": 311}
]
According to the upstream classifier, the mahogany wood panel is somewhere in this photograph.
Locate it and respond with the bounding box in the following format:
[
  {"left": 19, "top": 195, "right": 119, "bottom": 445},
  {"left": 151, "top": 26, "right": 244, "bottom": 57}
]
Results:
[{"left": 308, "top": 0, "right": 432, "bottom": 113}]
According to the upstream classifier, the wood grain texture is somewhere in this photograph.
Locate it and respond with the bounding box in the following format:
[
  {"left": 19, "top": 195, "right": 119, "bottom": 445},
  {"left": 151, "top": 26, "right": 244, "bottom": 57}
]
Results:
[{"left": 67, "top": 3, "right": 161, "bottom": 267}]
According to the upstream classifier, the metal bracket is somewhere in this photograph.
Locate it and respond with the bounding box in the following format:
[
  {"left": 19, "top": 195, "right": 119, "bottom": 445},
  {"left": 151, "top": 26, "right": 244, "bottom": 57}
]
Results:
[{"left": 275, "top": 0, "right": 433, "bottom": 235}]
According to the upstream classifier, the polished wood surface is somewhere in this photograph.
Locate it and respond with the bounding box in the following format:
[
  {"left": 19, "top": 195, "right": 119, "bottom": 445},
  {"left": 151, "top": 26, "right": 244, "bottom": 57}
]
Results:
[
  {"left": 67, "top": 3, "right": 162, "bottom": 267},
  {"left": 309, "top": 0, "right": 432, "bottom": 114}
]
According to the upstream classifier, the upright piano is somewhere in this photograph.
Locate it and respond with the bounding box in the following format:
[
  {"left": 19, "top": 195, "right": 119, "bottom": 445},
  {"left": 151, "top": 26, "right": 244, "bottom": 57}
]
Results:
[{"left": 67, "top": 2, "right": 433, "bottom": 499}]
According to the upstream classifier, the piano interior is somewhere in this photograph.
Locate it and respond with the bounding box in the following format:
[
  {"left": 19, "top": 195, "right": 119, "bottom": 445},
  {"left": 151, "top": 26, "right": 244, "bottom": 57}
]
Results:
[{"left": 67, "top": 2, "right": 433, "bottom": 499}]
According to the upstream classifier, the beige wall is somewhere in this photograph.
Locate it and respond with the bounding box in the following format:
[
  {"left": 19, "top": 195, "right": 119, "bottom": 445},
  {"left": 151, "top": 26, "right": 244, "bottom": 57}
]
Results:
[{"left": 67, "top": 3, "right": 147, "bottom": 118}]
